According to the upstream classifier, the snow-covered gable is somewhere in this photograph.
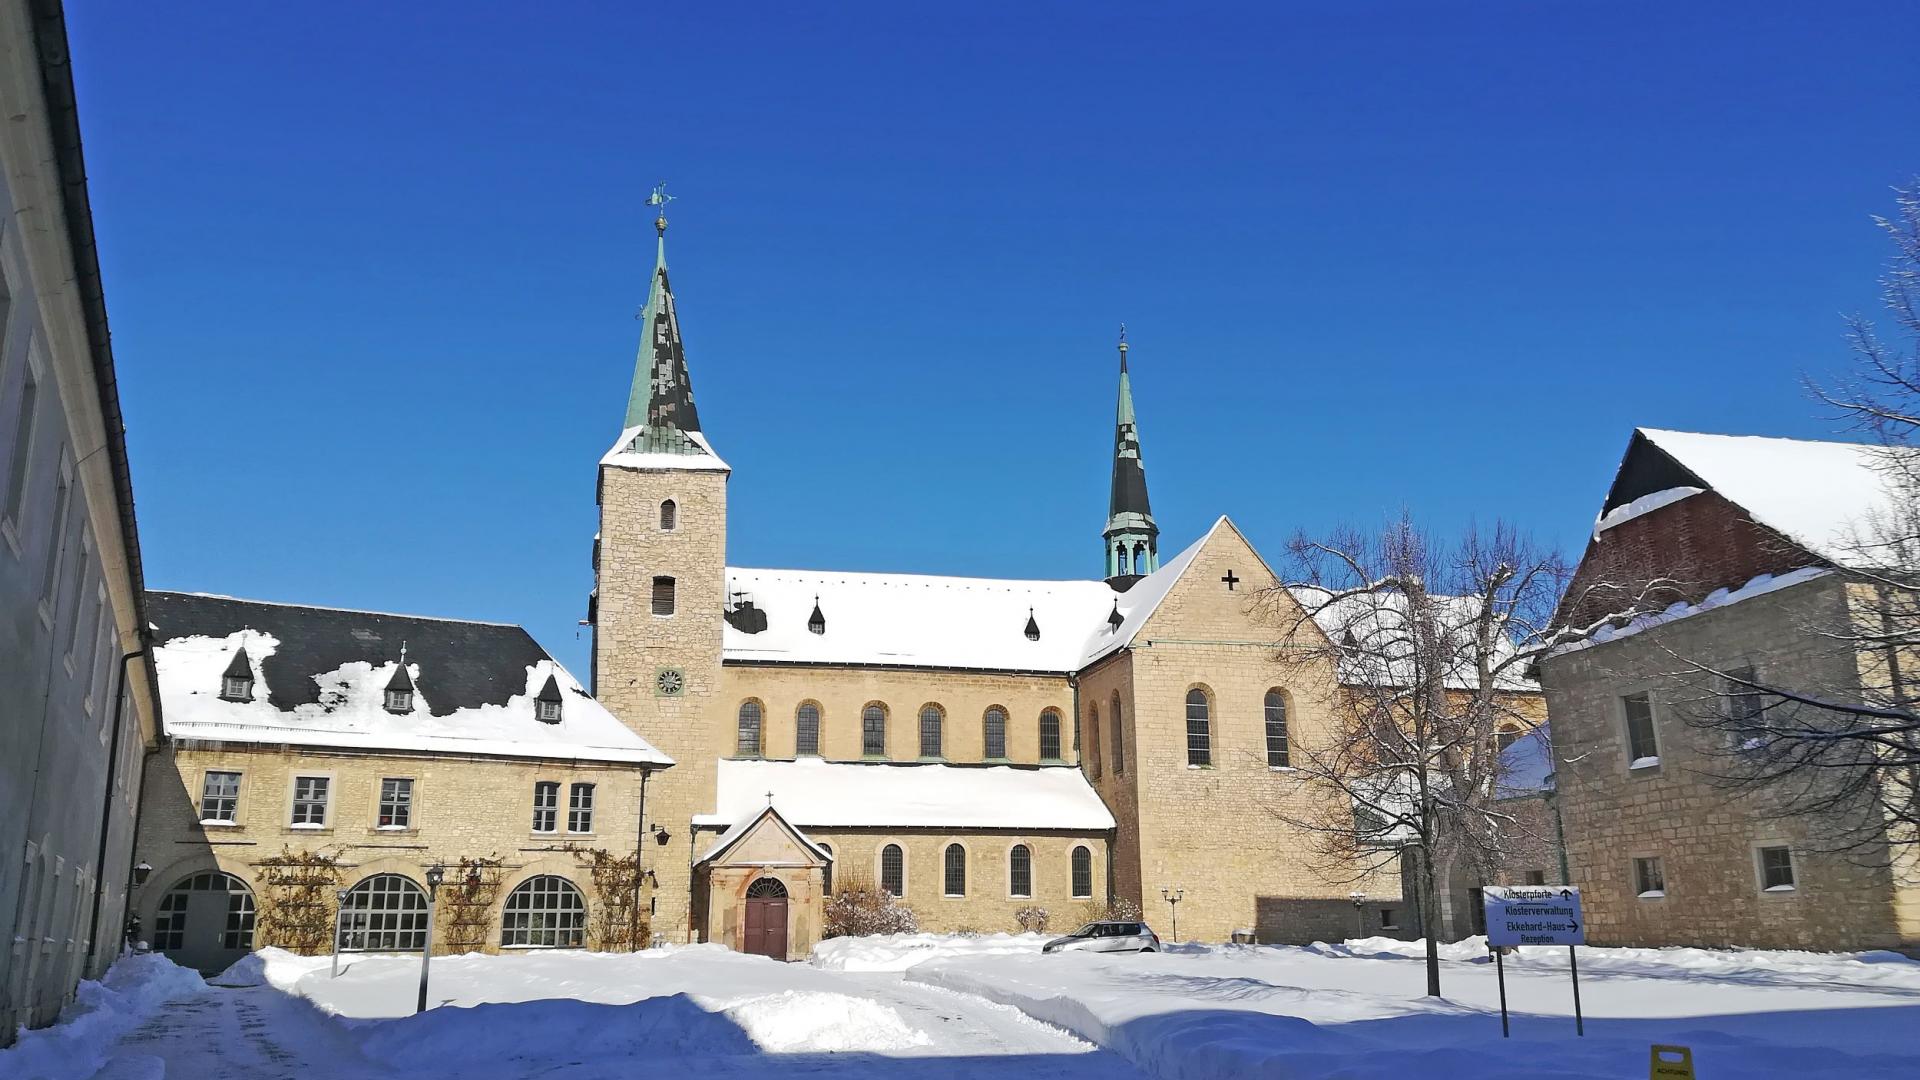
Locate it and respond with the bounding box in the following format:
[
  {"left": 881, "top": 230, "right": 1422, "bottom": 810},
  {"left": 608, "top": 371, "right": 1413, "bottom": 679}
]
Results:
[
  {"left": 600, "top": 425, "right": 730, "bottom": 473},
  {"left": 1079, "top": 517, "right": 1230, "bottom": 668},
  {"left": 1632, "top": 429, "right": 1906, "bottom": 565},
  {"left": 698, "top": 758, "right": 1115, "bottom": 831},
  {"left": 698, "top": 804, "right": 830, "bottom": 866},
  {"left": 723, "top": 568, "right": 1118, "bottom": 673},
  {"left": 149, "top": 592, "right": 670, "bottom": 766}
]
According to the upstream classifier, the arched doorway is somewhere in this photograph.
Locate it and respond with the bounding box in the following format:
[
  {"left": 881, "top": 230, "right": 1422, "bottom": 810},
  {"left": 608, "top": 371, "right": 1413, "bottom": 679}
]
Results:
[
  {"left": 742, "top": 876, "right": 789, "bottom": 959},
  {"left": 153, "top": 871, "right": 256, "bottom": 975},
  {"left": 339, "top": 873, "right": 430, "bottom": 952}
]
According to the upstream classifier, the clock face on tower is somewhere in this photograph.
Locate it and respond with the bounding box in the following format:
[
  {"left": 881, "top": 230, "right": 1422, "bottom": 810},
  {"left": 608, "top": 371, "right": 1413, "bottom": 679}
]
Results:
[{"left": 655, "top": 667, "right": 685, "bottom": 697}]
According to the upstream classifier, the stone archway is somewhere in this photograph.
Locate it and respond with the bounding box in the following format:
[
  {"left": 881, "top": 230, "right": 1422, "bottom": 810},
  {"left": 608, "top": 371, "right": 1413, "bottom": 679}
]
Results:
[
  {"left": 152, "top": 871, "right": 256, "bottom": 975},
  {"left": 742, "top": 876, "right": 789, "bottom": 960}
]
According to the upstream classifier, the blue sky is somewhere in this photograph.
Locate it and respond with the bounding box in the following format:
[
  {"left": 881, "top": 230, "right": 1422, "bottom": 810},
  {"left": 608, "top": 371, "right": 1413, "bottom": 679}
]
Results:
[{"left": 69, "top": 1, "right": 1917, "bottom": 673}]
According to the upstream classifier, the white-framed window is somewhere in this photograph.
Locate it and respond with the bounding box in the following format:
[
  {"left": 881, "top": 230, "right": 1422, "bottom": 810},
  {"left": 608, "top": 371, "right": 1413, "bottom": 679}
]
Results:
[
  {"left": 943, "top": 843, "right": 966, "bottom": 897},
  {"left": 85, "top": 582, "right": 110, "bottom": 715},
  {"left": 1757, "top": 845, "right": 1797, "bottom": 893},
  {"left": 37, "top": 447, "right": 72, "bottom": 619},
  {"left": 531, "top": 781, "right": 559, "bottom": 832},
  {"left": 384, "top": 687, "right": 413, "bottom": 713},
  {"left": 223, "top": 675, "right": 251, "bottom": 700},
  {"left": 290, "top": 775, "right": 330, "bottom": 827},
  {"left": 3, "top": 352, "right": 41, "bottom": 537},
  {"left": 537, "top": 698, "right": 562, "bottom": 722},
  {"left": 377, "top": 778, "right": 413, "bottom": 829},
  {"left": 200, "top": 771, "right": 241, "bottom": 823},
  {"left": 1634, "top": 855, "right": 1666, "bottom": 898},
  {"left": 567, "top": 782, "right": 595, "bottom": 833},
  {"left": 61, "top": 530, "right": 92, "bottom": 671},
  {"left": 1623, "top": 692, "right": 1659, "bottom": 768}
]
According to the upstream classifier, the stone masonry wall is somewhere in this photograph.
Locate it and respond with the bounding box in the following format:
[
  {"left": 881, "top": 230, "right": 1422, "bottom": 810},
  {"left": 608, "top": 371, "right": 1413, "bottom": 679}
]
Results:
[{"left": 803, "top": 828, "right": 1109, "bottom": 936}]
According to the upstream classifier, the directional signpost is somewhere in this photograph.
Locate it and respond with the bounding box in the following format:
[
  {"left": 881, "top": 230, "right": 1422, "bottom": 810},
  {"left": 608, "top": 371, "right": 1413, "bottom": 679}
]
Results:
[{"left": 1482, "top": 885, "right": 1586, "bottom": 1038}]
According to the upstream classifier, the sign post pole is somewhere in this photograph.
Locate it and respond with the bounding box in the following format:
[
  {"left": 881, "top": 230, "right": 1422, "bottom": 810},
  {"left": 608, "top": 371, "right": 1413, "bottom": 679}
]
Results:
[
  {"left": 1494, "top": 946, "right": 1509, "bottom": 1038},
  {"left": 1568, "top": 944, "right": 1584, "bottom": 1037}
]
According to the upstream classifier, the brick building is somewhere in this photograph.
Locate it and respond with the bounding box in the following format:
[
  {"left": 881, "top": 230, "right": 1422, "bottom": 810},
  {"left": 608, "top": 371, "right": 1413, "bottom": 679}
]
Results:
[{"left": 1539, "top": 428, "right": 1920, "bottom": 952}]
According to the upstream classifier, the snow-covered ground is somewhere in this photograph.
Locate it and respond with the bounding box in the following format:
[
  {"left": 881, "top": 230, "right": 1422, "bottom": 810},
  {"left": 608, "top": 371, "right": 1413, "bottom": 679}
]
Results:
[{"left": 7, "top": 936, "right": 1917, "bottom": 1079}]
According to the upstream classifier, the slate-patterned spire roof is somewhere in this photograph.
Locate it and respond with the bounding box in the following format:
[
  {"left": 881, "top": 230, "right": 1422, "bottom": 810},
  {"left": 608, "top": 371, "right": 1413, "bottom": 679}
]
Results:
[
  {"left": 1104, "top": 327, "right": 1159, "bottom": 582},
  {"left": 619, "top": 191, "right": 706, "bottom": 455}
]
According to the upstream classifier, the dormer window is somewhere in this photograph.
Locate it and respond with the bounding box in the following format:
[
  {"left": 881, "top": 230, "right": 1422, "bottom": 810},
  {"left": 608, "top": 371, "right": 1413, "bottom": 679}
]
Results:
[
  {"left": 808, "top": 596, "right": 826, "bottom": 635},
  {"left": 535, "top": 674, "right": 564, "bottom": 724},
  {"left": 384, "top": 660, "right": 416, "bottom": 714},
  {"left": 1024, "top": 609, "right": 1041, "bottom": 641},
  {"left": 219, "top": 646, "right": 254, "bottom": 701}
]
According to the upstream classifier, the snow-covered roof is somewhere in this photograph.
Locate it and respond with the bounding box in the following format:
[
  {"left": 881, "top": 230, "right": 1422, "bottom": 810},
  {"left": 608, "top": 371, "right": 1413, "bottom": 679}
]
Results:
[
  {"left": 1496, "top": 724, "right": 1554, "bottom": 798},
  {"left": 1548, "top": 567, "right": 1831, "bottom": 658},
  {"left": 1079, "top": 519, "right": 1223, "bottom": 668},
  {"left": 148, "top": 592, "right": 670, "bottom": 766},
  {"left": 696, "top": 758, "right": 1115, "bottom": 831},
  {"left": 723, "top": 568, "right": 1118, "bottom": 673},
  {"left": 697, "top": 804, "right": 831, "bottom": 866},
  {"left": 600, "top": 425, "right": 731, "bottom": 473},
  {"left": 1289, "top": 587, "right": 1539, "bottom": 693},
  {"left": 1633, "top": 429, "right": 1905, "bottom": 564}
]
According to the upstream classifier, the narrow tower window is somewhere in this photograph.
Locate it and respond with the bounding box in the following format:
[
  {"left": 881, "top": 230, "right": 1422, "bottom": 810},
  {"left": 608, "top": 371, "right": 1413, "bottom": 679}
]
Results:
[
  {"left": 862, "top": 704, "right": 887, "bottom": 758},
  {"left": 1109, "top": 693, "right": 1125, "bottom": 774},
  {"left": 880, "top": 843, "right": 905, "bottom": 896},
  {"left": 652, "top": 575, "right": 676, "bottom": 616},
  {"left": 1185, "top": 689, "right": 1212, "bottom": 766},
  {"left": 1039, "top": 709, "right": 1063, "bottom": 762},
  {"left": 659, "top": 499, "right": 677, "bottom": 531},
  {"left": 795, "top": 702, "right": 821, "bottom": 756},
  {"left": 1265, "top": 690, "right": 1291, "bottom": 767},
  {"left": 1009, "top": 845, "right": 1033, "bottom": 898},
  {"left": 919, "top": 704, "right": 944, "bottom": 759},
  {"left": 943, "top": 844, "right": 967, "bottom": 897},
  {"left": 736, "top": 700, "right": 764, "bottom": 757},
  {"left": 984, "top": 707, "right": 1008, "bottom": 760}
]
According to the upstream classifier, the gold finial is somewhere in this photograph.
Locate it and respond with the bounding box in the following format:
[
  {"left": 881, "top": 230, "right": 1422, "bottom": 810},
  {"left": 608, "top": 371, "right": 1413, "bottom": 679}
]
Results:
[
  {"left": 647, "top": 180, "right": 675, "bottom": 235},
  {"left": 1117, "top": 322, "right": 1129, "bottom": 353}
]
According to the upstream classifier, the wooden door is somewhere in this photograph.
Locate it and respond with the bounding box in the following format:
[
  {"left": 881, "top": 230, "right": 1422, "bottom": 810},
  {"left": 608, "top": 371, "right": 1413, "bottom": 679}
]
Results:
[{"left": 743, "top": 896, "right": 788, "bottom": 959}]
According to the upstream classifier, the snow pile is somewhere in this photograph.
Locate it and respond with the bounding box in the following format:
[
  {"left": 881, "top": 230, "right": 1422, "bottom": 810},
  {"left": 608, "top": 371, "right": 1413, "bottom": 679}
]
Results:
[
  {"left": 358, "top": 994, "right": 759, "bottom": 1068},
  {"left": 1593, "top": 485, "right": 1703, "bottom": 536},
  {"left": 897, "top": 935, "right": 1920, "bottom": 1080},
  {"left": 702, "top": 758, "right": 1113, "bottom": 831},
  {"left": 0, "top": 953, "right": 205, "bottom": 1080},
  {"left": 215, "top": 946, "right": 333, "bottom": 989},
  {"left": 723, "top": 990, "right": 933, "bottom": 1051},
  {"left": 812, "top": 932, "right": 1052, "bottom": 972}
]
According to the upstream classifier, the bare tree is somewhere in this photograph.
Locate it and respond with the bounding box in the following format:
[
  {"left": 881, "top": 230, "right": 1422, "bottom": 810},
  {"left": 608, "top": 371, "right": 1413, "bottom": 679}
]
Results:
[
  {"left": 1666, "top": 180, "right": 1920, "bottom": 850},
  {"left": 1261, "top": 515, "right": 1667, "bottom": 996}
]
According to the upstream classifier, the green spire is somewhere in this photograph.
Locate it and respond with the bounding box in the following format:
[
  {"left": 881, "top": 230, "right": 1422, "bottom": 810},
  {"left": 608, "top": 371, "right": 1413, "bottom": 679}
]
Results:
[
  {"left": 617, "top": 183, "right": 705, "bottom": 455},
  {"left": 1104, "top": 324, "right": 1158, "bottom": 582}
]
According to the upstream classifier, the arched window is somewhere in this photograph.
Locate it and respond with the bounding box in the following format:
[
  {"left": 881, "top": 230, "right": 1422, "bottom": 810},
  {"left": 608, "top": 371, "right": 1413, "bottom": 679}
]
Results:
[
  {"left": 153, "top": 871, "right": 255, "bottom": 954},
  {"left": 943, "top": 843, "right": 967, "bottom": 896},
  {"left": 1264, "top": 690, "right": 1291, "bottom": 768},
  {"left": 746, "top": 876, "right": 788, "bottom": 898},
  {"left": 736, "top": 700, "right": 763, "bottom": 757},
  {"left": 1009, "top": 844, "right": 1033, "bottom": 898},
  {"left": 1087, "top": 705, "right": 1102, "bottom": 779},
  {"left": 862, "top": 704, "right": 888, "bottom": 758},
  {"left": 1071, "top": 846, "right": 1093, "bottom": 898},
  {"left": 984, "top": 707, "right": 1008, "bottom": 760},
  {"left": 919, "top": 704, "right": 944, "bottom": 759},
  {"left": 818, "top": 842, "right": 834, "bottom": 894},
  {"left": 1186, "top": 689, "right": 1213, "bottom": 766},
  {"left": 339, "top": 873, "right": 429, "bottom": 951},
  {"left": 795, "top": 703, "right": 821, "bottom": 757},
  {"left": 659, "top": 499, "right": 677, "bottom": 531},
  {"left": 501, "top": 875, "right": 586, "bottom": 948},
  {"left": 1109, "top": 693, "right": 1125, "bottom": 774},
  {"left": 880, "top": 843, "right": 905, "bottom": 896},
  {"left": 1039, "top": 709, "right": 1063, "bottom": 762}
]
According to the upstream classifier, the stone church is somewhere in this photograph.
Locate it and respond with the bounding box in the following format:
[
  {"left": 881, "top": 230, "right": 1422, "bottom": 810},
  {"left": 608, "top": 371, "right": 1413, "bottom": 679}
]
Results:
[{"left": 593, "top": 208, "right": 1407, "bottom": 957}]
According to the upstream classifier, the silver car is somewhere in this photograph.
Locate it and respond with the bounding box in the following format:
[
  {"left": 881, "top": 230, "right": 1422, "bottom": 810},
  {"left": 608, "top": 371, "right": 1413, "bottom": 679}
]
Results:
[{"left": 1041, "top": 920, "right": 1162, "bottom": 954}]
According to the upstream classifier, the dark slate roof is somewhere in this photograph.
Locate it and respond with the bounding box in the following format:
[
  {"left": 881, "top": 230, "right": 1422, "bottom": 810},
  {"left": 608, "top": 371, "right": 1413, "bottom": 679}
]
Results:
[{"left": 146, "top": 591, "right": 560, "bottom": 718}]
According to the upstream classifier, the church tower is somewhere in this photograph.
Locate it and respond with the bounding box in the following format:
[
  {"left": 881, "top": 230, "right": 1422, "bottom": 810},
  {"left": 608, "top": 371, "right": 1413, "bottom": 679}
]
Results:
[
  {"left": 591, "top": 187, "right": 728, "bottom": 941},
  {"left": 1104, "top": 327, "right": 1159, "bottom": 588}
]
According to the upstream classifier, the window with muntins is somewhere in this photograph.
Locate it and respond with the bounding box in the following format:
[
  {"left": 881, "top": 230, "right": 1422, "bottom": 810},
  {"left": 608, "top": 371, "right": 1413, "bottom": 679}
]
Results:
[
  {"left": 290, "top": 776, "right": 329, "bottom": 826},
  {"left": 1185, "top": 689, "right": 1213, "bottom": 766},
  {"left": 651, "top": 576, "right": 676, "bottom": 616},
  {"left": 500, "top": 875, "right": 586, "bottom": 948},
  {"left": 568, "top": 783, "right": 595, "bottom": 832},
  {"left": 340, "top": 874, "right": 429, "bottom": 951},
  {"left": 880, "top": 843, "right": 904, "bottom": 896},
  {"left": 796, "top": 703, "right": 821, "bottom": 756},
  {"left": 1623, "top": 693, "right": 1659, "bottom": 764},
  {"left": 1108, "top": 694, "right": 1124, "bottom": 774},
  {"left": 737, "top": 700, "right": 763, "bottom": 757},
  {"left": 537, "top": 699, "right": 562, "bottom": 722},
  {"left": 1634, "top": 856, "right": 1666, "bottom": 897},
  {"left": 223, "top": 675, "right": 251, "bottom": 701},
  {"left": 943, "top": 844, "right": 966, "bottom": 896},
  {"left": 377, "top": 778, "right": 413, "bottom": 828},
  {"left": 1071, "top": 846, "right": 1093, "bottom": 898},
  {"left": 984, "top": 707, "right": 1008, "bottom": 760},
  {"left": 532, "top": 781, "right": 559, "bottom": 832},
  {"left": 863, "top": 704, "right": 887, "bottom": 757},
  {"left": 200, "top": 771, "right": 240, "bottom": 822},
  {"left": 1759, "top": 846, "right": 1795, "bottom": 891},
  {"left": 1009, "top": 845, "right": 1032, "bottom": 898},
  {"left": 1039, "top": 709, "right": 1062, "bottom": 761},
  {"left": 919, "top": 704, "right": 944, "bottom": 758},
  {"left": 1264, "top": 690, "right": 1291, "bottom": 767}
]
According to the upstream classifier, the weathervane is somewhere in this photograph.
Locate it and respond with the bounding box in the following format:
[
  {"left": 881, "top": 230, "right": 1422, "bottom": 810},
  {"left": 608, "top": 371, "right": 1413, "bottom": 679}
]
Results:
[
  {"left": 1118, "top": 322, "right": 1128, "bottom": 354},
  {"left": 647, "top": 180, "right": 675, "bottom": 233}
]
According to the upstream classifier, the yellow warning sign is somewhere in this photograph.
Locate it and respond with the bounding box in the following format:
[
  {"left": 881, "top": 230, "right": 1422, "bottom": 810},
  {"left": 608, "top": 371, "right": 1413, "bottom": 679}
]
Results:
[{"left": 1650, "top": 1045, "right": 1694, "bottom": 1079}]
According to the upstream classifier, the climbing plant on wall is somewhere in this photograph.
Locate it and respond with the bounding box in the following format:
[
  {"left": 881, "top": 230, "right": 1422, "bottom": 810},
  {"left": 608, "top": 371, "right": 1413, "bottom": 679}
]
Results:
[
  {"left": 438, "top": 855, "right": 505, "bottom": 955},
  {"left": 565, "top": 844, "right": 650, "bottom": 951},
  {"left": 253, "top": 847, "right": 344, "bottom": 954}
]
